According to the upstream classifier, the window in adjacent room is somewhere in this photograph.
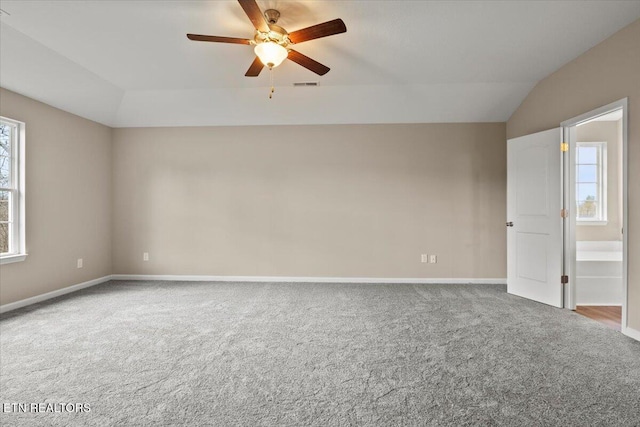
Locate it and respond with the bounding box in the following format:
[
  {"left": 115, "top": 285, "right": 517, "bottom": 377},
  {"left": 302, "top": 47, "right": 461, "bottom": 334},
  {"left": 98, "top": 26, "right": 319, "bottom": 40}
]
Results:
[
  {"left": 0, "top": 116, "right": 26, "bottom": 264},
  {"left": 576, "top": 141, "right": 607, "bottom": 223}
]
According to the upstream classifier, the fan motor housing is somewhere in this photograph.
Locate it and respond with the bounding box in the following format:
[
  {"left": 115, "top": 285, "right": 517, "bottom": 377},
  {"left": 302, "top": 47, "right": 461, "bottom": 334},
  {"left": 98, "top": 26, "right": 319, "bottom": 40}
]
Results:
[{"left": 254, "top": 24, "right": 290, "bottom": 47}]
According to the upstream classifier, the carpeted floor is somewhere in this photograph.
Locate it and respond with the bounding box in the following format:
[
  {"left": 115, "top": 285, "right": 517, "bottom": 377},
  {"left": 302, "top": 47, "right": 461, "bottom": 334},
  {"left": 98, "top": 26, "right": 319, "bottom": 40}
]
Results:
[{"left": 1, "top": 281, "right": 639, "bottom": 426}]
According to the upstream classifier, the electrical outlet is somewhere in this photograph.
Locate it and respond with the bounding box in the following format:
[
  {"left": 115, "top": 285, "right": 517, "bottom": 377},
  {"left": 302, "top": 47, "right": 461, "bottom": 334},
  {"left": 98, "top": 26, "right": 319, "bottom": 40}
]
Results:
[
  {"left": 429, "top": 255, "right": 437, "bottom": 264},
  {"left": 143, "top": 252, "right": 149, "bottom": 261},
  {"left": 77, "top": 258, "right": 83, "bottom": 269},
  {"left": 421, "top": 254, "right": 429, "bottom": 263}
]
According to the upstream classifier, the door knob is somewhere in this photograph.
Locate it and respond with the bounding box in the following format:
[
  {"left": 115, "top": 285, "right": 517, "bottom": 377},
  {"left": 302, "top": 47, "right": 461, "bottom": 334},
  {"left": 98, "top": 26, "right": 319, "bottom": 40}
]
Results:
[{"left": 506, "top": 222, "right": 514, "bottom": 227}]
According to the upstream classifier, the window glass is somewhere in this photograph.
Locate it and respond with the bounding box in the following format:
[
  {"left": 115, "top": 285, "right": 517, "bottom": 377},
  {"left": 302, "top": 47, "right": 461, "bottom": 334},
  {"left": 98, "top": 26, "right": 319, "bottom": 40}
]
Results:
[
  {"left": 576, "top": 142, "right": 605, "bottom": 222},
  {"left": 0, "top": 117, "right": 25, "bottom": 260}
]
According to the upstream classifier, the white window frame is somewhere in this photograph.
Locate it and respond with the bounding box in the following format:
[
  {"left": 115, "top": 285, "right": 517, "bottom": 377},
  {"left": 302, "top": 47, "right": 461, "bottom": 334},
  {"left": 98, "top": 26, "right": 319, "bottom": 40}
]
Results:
[
  {"left": 0, "top": 116, "right": 26, "bottom": 264},
  {"left": 575, "top": 141, "right": 607, "bottom": 225}
]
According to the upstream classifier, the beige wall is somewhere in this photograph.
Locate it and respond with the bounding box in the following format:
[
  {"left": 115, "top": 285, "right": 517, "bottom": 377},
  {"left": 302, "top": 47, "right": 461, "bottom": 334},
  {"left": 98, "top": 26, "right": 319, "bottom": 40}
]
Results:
[
  {"left": 0, "top": 88, "right": 112, "bottom": 305},
  {"left": 112, "top": 123, "right": 507, "bottom": 279},
  {"left": 507, "top": 19, "right": 640, "bottom": 330},
  {"left": 576, "top": 120, "right": 622, "bottom": 241}
]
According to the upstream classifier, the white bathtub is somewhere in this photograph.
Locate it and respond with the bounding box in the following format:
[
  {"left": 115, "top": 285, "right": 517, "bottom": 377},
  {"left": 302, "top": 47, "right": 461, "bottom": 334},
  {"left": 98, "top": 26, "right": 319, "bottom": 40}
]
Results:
[{"left": 576, "top": 241, "right": 622, "bottom": 305}]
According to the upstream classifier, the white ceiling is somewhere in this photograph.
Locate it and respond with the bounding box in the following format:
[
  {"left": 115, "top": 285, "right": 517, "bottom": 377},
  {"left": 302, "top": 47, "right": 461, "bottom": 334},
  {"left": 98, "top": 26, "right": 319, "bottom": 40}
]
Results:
[{"left": 1, "top": 1, "right": 639, "bottom": 128}]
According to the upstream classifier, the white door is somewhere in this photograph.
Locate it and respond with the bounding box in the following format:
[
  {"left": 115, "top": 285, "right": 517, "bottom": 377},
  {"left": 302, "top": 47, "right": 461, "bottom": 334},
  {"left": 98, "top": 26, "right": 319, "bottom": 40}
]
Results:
[{"left": 507, "top": 128, "right": 563, "bottom": 307}]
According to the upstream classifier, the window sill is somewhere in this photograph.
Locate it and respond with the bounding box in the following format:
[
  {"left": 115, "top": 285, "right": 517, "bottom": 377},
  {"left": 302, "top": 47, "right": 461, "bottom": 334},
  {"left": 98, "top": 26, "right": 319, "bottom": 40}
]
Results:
[
  {"left": 0, "top": 253, "right": 28, "bottom": 265},
  {"left": 577, "top": 221, "right": 608, "bottom": 226}
]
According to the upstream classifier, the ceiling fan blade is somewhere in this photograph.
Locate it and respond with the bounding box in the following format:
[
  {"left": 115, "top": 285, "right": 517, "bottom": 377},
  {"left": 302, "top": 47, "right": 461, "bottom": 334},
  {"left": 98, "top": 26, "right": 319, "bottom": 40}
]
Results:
[
  {"left": 238, "top": 0, "right": 270, "bottom": 33},
  {"left": 245, "top": 57, "right": 265, "bottom": 77},
  {"left": 187, "top": 34, "right": 252, "bottom": 45},
  {"left": 288, "top": 19, "right": 347, "bottom": 44},
  {"left": 287, "top": 50, "right": 330, "bottom": 76}
]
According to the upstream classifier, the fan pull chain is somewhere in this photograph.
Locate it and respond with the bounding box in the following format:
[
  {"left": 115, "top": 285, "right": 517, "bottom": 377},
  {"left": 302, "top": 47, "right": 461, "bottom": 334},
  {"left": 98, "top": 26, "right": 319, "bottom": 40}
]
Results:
[{"left": 269, "top": 66, "right": 275, "bottom": 99}]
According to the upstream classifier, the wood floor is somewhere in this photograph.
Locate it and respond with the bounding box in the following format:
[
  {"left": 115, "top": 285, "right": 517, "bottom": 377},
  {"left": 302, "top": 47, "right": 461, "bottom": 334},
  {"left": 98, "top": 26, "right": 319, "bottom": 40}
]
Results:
[{"left": 575, "top": 306, "right": 622, "bottom": 331}]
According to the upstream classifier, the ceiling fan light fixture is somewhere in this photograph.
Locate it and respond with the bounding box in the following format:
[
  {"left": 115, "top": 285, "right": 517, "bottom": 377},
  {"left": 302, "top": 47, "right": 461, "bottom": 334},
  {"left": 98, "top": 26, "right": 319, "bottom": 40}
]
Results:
[
  {"left": 254, "top": 41, "right": 288, "bottom": 68},
  {"left": 186, "top": 0, "right": 347, "bottom": 80}
]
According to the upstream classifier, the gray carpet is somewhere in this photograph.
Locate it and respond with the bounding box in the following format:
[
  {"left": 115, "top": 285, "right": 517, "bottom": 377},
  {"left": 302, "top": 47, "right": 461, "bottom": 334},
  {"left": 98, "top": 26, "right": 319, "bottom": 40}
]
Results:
[{"left": 1, "top": 281, "right": 639, "bottom": 426}]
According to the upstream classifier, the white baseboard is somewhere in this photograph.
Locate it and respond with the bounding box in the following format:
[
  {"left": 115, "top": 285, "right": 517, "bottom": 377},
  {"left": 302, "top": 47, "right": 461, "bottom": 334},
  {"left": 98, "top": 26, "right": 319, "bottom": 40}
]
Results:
[
  {"left": 0, "top": 275, "right": 506, "bottom": 314},
  {"left": 622, "top": 326, "right": 640, "bottom": 342},
  {"left": 0, "top": 275, "right": 112, "bottom": 314},
  {"left": 110, "top": 274, "right": 507, "bottom": 285}
]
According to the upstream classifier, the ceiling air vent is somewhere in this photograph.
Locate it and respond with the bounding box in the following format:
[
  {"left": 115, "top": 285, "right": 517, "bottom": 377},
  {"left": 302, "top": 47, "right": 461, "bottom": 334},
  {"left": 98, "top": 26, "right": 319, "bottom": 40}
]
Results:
[{"left": 293, "top": 82, "right": 319, "bottom": 87}]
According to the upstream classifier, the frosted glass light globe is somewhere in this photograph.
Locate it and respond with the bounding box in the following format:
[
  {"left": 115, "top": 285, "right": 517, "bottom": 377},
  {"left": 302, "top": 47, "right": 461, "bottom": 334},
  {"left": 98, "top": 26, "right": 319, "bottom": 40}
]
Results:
[{"left": 254, "top": 42, "right": 288, "bottom": 68}]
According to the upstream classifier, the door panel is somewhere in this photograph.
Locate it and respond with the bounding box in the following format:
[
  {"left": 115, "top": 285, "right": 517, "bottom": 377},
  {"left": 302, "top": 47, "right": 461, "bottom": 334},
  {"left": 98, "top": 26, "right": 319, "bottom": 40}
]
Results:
[
  {"left": 516, "top": 146, "right": 549, "bottom": 216},
  {"left": 507, "top": 128, "right": 563, "bottom": 307},
  {"left": 516, "top": 232, "right": 548, "bottom": 283}
]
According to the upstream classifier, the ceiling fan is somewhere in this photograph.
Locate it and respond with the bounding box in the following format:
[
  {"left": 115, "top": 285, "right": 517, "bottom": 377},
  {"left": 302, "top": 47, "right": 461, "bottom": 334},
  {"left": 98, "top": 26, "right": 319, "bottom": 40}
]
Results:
[{"left": 186, "top": 0, "right": 347, "bottom": 77}]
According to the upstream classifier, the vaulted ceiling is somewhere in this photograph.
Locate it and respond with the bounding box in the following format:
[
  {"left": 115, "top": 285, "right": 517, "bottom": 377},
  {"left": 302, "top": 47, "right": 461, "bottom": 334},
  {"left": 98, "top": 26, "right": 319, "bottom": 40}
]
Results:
[{"left": 1, "top": 1, "right": 639, "bottom": 127}]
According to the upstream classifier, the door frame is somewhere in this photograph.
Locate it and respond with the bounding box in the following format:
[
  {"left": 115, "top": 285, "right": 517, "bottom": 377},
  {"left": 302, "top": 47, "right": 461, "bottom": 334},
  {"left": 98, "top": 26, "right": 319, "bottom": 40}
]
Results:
[{"left": 560, "top": 98, "right": 628, "bottom": 332}]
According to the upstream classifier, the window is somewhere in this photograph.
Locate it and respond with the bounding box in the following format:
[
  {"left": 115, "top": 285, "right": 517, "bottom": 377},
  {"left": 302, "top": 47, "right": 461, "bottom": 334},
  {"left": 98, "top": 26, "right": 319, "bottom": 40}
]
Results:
[
  {"left": 576, "top": 142, "right": 606, "bottom": 223},
  {"left": 0, "top": 116, "right": 26, "bottom": 264}
]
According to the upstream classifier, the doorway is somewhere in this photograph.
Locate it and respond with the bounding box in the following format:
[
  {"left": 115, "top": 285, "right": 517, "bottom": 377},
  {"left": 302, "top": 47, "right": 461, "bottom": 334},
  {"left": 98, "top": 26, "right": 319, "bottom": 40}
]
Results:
[{"left": 562, "top": 99, "right": 628, "bottom": 332}]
